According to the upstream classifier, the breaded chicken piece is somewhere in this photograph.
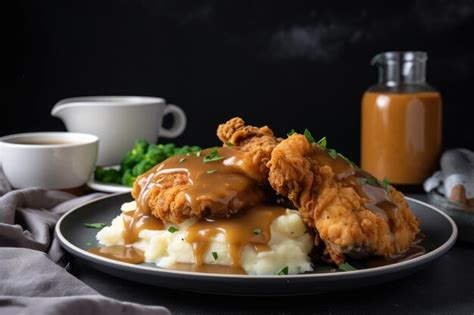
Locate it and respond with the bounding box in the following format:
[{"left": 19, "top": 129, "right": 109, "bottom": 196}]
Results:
[
  {"left": 267, "top": 134, "right": 420, "bottom": 264},
  {"left": 132, "top": 147, "right": 267, "bottom": 224},
  {"left": 217, "top": 117, "right": 281, "bottom": 183}
]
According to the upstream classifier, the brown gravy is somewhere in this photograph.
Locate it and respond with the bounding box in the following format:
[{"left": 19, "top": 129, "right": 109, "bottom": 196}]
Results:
[
  {"left": 310, "top": 145, "right": 398, "bottom": 227},
  {"left": 185, "top": 205, "right": 286, "bottom": 266},
  {"left": 361, "top": 92, "right": 442, "bottom": 185},
  {"left": 168, "top": 262, "right": 246, "bottom": 275},
  {"left": 89, "top": 245, "right": 145, "bottom": 264},
  {"left": 122, "top": 210, "right": 164, "bottom": 244},
  {"left": 134, "top": 147, "right": 265, "bottom": 219},
  {"left": 89, "top": 204, "right": 287, "bottom": 272}
]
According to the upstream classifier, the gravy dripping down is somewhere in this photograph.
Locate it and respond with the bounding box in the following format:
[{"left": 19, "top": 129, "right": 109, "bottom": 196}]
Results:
[
  {"left": 134, "top": 147, "right": 265, "bottom": 219},
  {"left": 309, "top": 146, "right": 398, "bottom": 228}
]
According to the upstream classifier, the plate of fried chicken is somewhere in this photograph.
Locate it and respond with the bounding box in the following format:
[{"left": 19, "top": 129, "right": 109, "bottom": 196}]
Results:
[{"left": 56, "top": 117, "right": 457, "bottom": 295}]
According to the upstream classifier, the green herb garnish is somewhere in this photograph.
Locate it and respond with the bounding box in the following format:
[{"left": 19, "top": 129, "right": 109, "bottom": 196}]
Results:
[
  {"left": 179, "top": 157, "right": 186, "bottom": 163},
  {"left": 85, "top": 242, "right": 93, "bottom": 246},
  {"left": 94, "top": 139, "right": 202, "bottom": 187},
  {"left": 338, "top": 262, "right": 357, "bottom": 271},
  {"left": 203, "top": 148, "right": 224, "bottom": 163},
  {"left": 360, "top": 177, "right": 378, "bottom": 186},
  {"left": 327, "top": 148, "right": 338, "bottom": 159},
  {"left": 168, "top": 226, "right": 179, "bottom": 233},
  {"left": 225, "top": 141, "right": 234, "bottom": 147},
  {"left": 382, "top": 177, "right": 391, "bottom": 192},
  {"left": 317, "top": 136, "right": 327, "bottom": 149},
  {"left": 277, "top": 266, "right": 289, "bottom": 275},
  {"left": 206, "top": 169, "right": 217, "bottom": 174},
  {"left": 303, "top": 129, "right": 315, "bottom": 144},
  {"left": 287, "top": 129, "right": 297, "bottom": 137},
  {"left": 84, "top": 223, "right": 107, "bottom": 230},
  {"left": 212, "top": 252, "right": 218, "bottom": 260},
  {"left": 253, "top": 228, "right": 262, "bottom": 235}
]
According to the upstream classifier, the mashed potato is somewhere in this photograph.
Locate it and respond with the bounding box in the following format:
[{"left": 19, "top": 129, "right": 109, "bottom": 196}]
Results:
[{"left": 97, "top": 201, "right": 314, "bottom": 275}]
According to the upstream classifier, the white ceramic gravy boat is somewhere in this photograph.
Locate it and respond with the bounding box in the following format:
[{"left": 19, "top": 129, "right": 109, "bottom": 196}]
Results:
[{"left": 51, "top": 96, "right": 186, "bottom": 166}]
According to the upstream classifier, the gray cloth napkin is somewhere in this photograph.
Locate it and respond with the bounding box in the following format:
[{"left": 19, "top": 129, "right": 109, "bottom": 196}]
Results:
[
  {"left": 424, "top": 148, "right": 474, "bottom": 204},
  {"left": 0, "top": 169, "right": 170, "bottom": 315}
]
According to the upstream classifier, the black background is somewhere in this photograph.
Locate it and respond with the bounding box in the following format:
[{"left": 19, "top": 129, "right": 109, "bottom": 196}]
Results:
[{"left": 11, "top": 0, "right": 474, "bottom": 162}]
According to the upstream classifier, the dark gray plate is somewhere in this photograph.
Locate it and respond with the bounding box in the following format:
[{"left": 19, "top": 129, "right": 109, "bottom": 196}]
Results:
[{"left": 55, "top": 193, "right": 457, "bottom": 296}]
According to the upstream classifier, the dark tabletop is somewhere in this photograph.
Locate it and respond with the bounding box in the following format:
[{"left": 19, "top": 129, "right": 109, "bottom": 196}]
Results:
[{"left": 69, "top": 194, "right": 474, "bottom": 314}]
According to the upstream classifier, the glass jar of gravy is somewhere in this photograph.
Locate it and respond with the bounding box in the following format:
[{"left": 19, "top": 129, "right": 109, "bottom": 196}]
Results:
[{"left": 361, "top": 51, "right": 442, "bottom": 187}]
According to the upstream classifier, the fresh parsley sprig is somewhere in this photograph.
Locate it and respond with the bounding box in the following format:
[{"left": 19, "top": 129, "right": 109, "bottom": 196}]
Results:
[
  {"left": 84, "top": 223, "right": 107, "bottom": 230},
  {"left": 277, "top": 266, "right": 289, "bottom": 275},
  {"left": 303, "top": 129, "right": 315, "bottom": 144},
  {"left": 317, "top": 136, "right": 327, "bottom": 149},
  {"left": 338, "top": 262, "right": 357, "bottom": 272},
  {"left": 168, "top": 226, "right": 179, "bottom": 233},
  {"left": 203, "top": 148, "right": 224, "bottom": 163},
  {"left": 253, "top": 228, "right": 262, "bottom": 235},
  {"left": 381, "top": 177, "right": 391, "bottom": 192}
]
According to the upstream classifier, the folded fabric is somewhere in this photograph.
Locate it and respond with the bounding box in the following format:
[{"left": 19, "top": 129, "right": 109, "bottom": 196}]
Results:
[
  {"left": 424, "top": 148, "right": 474, "bottom": 207},
  {"left": 0, "top": 168, "right": 170, "bottom": 314}
]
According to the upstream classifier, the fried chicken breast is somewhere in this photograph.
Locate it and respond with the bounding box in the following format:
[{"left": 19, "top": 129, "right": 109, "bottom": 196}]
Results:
[
  {"left": 132, "top": 147, "right": 267, "bottom": 224},
  {"left": 267, "top": 134, "right": 420, "bottom": 264}
]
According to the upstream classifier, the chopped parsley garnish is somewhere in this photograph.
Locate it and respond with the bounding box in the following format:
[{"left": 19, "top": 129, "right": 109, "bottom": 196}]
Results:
[
  {"left": 206, "top": 169, "right": 217, "bottom": 174},
  {"left": 303, "top": 129, "right": 315, "bottom": 144},
  {"left": 203, "top": 148, "right": 224, "bottom": 163},
  {"left": 317, "top": 136, "right": 327, "bottom": 149},
  {"left": 253, "top": 228, "right": 262, "bottom": 235},
  {"left": 168, "top": 226, "right": 179, "bottom": 233},
  {"left": 338, "top": 262, "right": 357, "bottom": 272},
  {"left": 225, "top": 141, "right": 234, "bottom": 147},
  {"left": 212, "top": 252, "right": 218, "bottom": 260},
  {"left": 382, "top": 177, "right": 391, "bottom": 192},
  {"left": 360, "top": 177, "right": 378, "bottom": 186},
  {"left": 287, "top": 129, "right": 297, "bottom": 137},
  {"left": 179, "top": 157, "right": 186, "bottom": 163},
  {"left": 327, "top": 148, "right": 338, "bottom": 159},
  {"left": 277, "top": 266, "right": 289, "bottom": 275},
  {"left": 84, "top": 223, "right": 107, "bottom": 230},
  {"left": 85, "top": 242, "right": 93, "bottom": 246}
]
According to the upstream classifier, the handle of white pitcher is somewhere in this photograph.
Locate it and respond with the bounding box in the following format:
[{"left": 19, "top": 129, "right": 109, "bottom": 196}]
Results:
[{"left": 160, "top": 104, "right": 187, "bottom": 138}]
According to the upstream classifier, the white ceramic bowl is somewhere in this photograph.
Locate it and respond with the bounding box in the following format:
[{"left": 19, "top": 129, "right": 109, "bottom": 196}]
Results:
[{"left": 0, "top": 132, "right": 98, "bottom": 189}]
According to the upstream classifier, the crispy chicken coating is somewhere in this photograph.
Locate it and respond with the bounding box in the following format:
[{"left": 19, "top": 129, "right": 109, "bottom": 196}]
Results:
[
  {"left": 267, "top": 134, "right": 420, "bottom": 264},
  {"left": 217, "top": 117, "right": 281, "bottom": 183},
  {"left": 132, "top": 168, "right": 265, "bottom": 224}
]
